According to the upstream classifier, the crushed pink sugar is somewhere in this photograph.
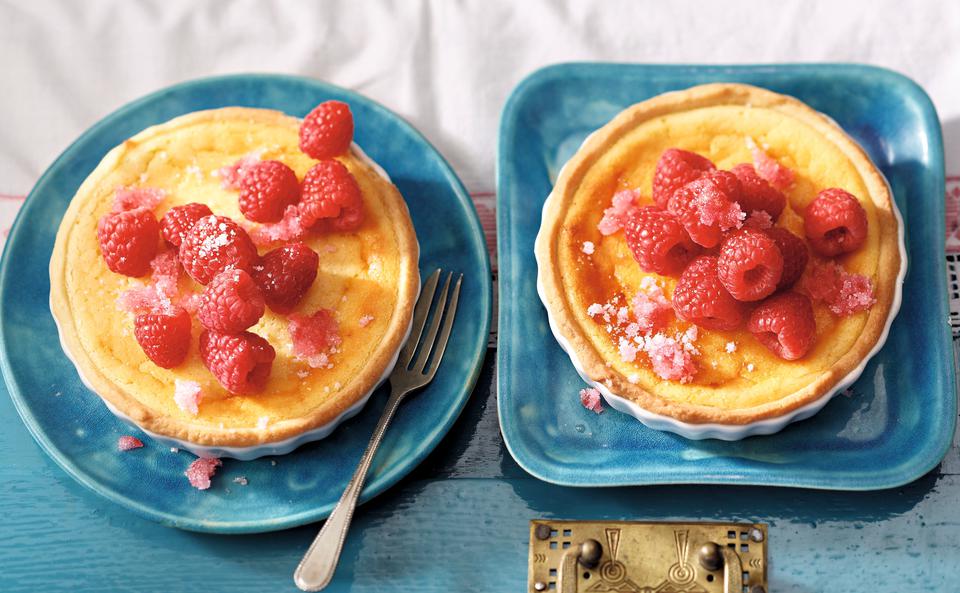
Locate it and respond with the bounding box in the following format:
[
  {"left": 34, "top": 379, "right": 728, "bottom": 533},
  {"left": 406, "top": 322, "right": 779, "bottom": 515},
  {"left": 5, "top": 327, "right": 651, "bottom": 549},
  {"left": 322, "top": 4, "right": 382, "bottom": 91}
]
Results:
[
  {"left": 695, "top": 189, "right": 745, "bottom": 231},
  {"left": 216, "top": 152, "right": 263, "bottom": 189},
  {"left": 643, "top": 333, "right": 697, "bottom": 383},
  {"left": 579, "top": 388, "right": 604, "bottom": 413},
  {"left": 117, "top": 436, "right": 144, "bottom": 451},
  {"left": 117, "top": 251, "right": 182, "bottom": 314},
  {"left": 233, "top": 476, "right": 248, "bottom": 486},
  {"left": 598, "top": 189, "right": 640, "bottom": 235},
  {"left": 618, "top": 337, "right": 640, "bottom": 362},
  {"left": 185, "top": 457, "right": 222, "bottom": 490},
  {"left": 358, "top": 314, "right": 375, "bottom": 327},
  {"left": 631, "top": 278, "right": 673, "bottom": 332},
  {"left": 744, "top": 209, "right": 774, "bottom": 229},
  {"left": 179, "top": 291, "right": 203, "bottom": 314},
  {"left": 289, "top": 309, "right": 342, "bottom": 369},
  {"left": 150, "top": 250, "right": 180, "bottom": 299},
  {"left": 802, "top": 262, "right": 876, "bottom": 316},
  {"left": 113, "top": 186, "right": 166, "bottom": 212},
  {"left": 250, "top": 204, "right": 307, "bottom": 246},
  {"left": 746, "top": 137, "right": 795, "bottom": 191},
  {"left": 581, "top": 241, "right": 595, "bottom": 255},
  {"left": 725, "top": 341, "right": 737, "bottom": 353},
  {"left": 173, "top": 379, "right": 202, "bottom": 416}
]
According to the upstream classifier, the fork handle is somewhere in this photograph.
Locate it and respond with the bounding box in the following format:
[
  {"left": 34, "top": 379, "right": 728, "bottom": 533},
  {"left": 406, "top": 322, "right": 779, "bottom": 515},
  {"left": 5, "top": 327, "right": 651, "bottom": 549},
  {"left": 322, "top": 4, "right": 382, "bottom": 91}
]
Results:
[{"left": 294, "top": 386, "right": 406, "bottom": 591}]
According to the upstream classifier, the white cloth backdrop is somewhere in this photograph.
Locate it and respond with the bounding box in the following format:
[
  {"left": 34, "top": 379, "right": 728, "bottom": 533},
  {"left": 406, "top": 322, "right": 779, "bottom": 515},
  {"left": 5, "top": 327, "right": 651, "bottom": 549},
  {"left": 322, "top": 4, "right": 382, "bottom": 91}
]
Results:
[{"left": 2, "top": 0, "right": 959, "bottom": 262}]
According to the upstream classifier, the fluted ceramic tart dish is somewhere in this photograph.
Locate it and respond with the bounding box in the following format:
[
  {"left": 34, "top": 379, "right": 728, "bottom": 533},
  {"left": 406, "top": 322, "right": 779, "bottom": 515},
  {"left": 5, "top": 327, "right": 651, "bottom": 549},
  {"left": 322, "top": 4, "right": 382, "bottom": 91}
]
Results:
[
  {"left": 535, "top": 82, "right": 905, "bottom": 439},
  {"left": 49, "top": 106, "right": 419, "bottom": 458}
]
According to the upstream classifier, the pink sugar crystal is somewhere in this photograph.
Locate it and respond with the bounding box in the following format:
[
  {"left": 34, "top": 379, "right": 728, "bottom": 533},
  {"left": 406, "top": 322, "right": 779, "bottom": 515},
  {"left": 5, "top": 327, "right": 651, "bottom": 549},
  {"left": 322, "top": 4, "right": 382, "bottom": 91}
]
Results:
[
  {"left": 113, "top": 186, "right": 166, "bottom": 212},
  {"left": 744, "top": 210, "right": 774, "bottom": 230},
  {"left": 695, "top": 189, "right": 745, "bottom": 231},
  {"left": 643, "top": 333, "right": 697, "bottom": 383},
  {"left": 579, "top": 388, "right": 604, "bottom": 414},
  {"left": 250, "top": 204, "right": 308, "bottom": 246},
  {"left": 746, "top": 137, "right": 795, "bottom": 191},
  {"left": 117, "top": 251, "right": 182, "bottom": 314},
  {"left": 802, "top": 262, "right": 876, "bottom": 316},
  {"left": 359, "top": 314, "right": 375, "bottom": 328},
  {"left": 117, "top": 436, "right": 144, "bottom": 451},
  {"left": 150, "top": 250, "right": 181, "bottom": 299},
  {"left": 173, "top": 379, "right": 202, "bottom": 416},
  {"left": 632, "top": 278, "right": 672, "bottom": 332},
  {"left": 179, "top": 291, "right": 203, "bottom": 314},
  {"left": 185, "top": 457, "right": 222, "bottom": 490},
  {"left": 289, "top": 309, "right": 342, "bottom": 369},
  {"left": 618, "top": 337, "right": 640, "bottom": 363},
  {"left": 217, "top": 152, "right": 262, "bottom": 190},
  {"left": 598, "top": 189, "right": 640, "bottom": 235}
]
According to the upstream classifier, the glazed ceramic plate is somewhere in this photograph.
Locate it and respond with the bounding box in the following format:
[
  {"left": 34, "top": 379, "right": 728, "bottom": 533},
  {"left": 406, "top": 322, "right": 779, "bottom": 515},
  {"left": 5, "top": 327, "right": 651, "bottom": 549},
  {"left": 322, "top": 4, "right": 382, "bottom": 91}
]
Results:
[
  {"left": 497, "top": 63, "right": 955, "bottom": 490},
  {"left": 0, "top": 74, "right": 491, "bottom": 532}
]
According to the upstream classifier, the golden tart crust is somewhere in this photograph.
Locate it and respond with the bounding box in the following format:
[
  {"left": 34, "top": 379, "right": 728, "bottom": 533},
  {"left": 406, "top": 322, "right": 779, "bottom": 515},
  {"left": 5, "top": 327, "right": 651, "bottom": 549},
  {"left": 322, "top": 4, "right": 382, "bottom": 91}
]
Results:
[
  {"left": 536, "top": 83, "right": 902, "bottom": 425},
  {"left": 50, "top": 107, "right": 419, "bottom": 446}
]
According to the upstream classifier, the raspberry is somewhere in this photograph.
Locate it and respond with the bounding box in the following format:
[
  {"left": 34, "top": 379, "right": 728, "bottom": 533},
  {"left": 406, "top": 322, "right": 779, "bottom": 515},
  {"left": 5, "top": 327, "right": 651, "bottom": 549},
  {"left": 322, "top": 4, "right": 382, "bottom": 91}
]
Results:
[
  {"left": 672, "top": 255, "right": 747, "bottom": 331},
  {"left": 652, "top": 149, "right": 716, "bottom": 209},
  {"left": 97, "top": 207, "right": 160, "bottom": 277},
  {"left": 668, "top": 170, "right": 745, "bottom": 248},
  {"left": 299, "top": 100, "right": 354, "bottom": 160},
  {"left": 746, "top": 137, "right": 795, "bottom": 191},
  {"left": 622, "top": 207, "right": 699, "bottom": 275},
  {"left": 185, "top": 457, "right": 221, "bottom": 490},
  {"left": 804, "top": 188, "right": 868, "bottom": 256},
  {"left": 731, "top": 163, "right": 786, "bottom": 220},
  {"left": 199, "top": 330, "right": 276, "bottom": 394},
  {"left": 237, "top": 160, "right": 301, "bottom": 223},
  {"left": 717, "top": 228, "right": 784, "bottom": 302},
  {"left": 319, "top": 202, "right": 365, "bottom": 232},
  {"left": 289, "top": 309, "right": 342, "bottom": 369},
  {"left": 299, "top": 159, "right": 363, "bottom": 228},
  {"left": 765, "top": 227, "right": 808, "bottom": 290},
  {"left": 748, "top": 292, "right": 816, "bottom": 360},
  {"left": 251, "top": 242, "right": 319, "bottom": 313},
  {"left": 134, "top": 308, "right": 192, "bottom": 368},
  {"left": 179, "top": 215, "right": 258, "bottom": 285},
  {"left": 160, "top": 203, "right": 213, "bottom": 248},
  {"left": 197, "top": 269, "right": 265, "bottom": 333},
  {"left": 598, "top": 189, "right": 640, "bottom": 235}
]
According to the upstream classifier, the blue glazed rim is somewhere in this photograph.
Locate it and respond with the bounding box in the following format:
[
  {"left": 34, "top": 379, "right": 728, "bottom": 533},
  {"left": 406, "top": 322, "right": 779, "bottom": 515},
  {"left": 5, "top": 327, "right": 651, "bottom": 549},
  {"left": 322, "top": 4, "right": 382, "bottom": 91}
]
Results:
[
  {"left": 496, "top": 62, "right": 956, "bottom": 490},
  {"left": 0, "top": 73, "right": 492, "bottom": 532}
]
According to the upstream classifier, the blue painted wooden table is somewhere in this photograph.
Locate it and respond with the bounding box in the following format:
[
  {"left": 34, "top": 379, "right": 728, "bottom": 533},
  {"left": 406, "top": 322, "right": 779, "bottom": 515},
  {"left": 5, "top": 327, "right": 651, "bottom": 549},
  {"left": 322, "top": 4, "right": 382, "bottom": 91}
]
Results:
[{"left": 1, "top": 347, "right": 958, "bottom": 591}]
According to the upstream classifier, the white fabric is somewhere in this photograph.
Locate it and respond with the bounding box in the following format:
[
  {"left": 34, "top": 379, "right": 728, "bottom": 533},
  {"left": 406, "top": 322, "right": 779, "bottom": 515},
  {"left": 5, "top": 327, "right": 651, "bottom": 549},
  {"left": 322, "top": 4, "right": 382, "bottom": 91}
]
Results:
[{"left": 1, "top": 0, "right": 959, "bottom": 227}]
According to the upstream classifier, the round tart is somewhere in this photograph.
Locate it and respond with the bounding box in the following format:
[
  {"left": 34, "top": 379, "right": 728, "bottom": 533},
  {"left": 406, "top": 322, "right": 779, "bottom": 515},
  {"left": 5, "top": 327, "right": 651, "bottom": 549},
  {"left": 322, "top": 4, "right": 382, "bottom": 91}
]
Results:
[
  {"left": 50, "top": 107, "right": 419, "bottom": 456},
  {"left": 536, "top": 83, "right": 904, "bottom": 437}
]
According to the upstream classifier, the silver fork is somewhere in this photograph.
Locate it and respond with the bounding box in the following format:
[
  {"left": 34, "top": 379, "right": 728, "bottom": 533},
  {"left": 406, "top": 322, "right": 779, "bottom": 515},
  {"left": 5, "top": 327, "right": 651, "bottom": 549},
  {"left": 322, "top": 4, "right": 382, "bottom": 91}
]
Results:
[{"left": 294, "top": 269, "right": 462, "bottom": 592}]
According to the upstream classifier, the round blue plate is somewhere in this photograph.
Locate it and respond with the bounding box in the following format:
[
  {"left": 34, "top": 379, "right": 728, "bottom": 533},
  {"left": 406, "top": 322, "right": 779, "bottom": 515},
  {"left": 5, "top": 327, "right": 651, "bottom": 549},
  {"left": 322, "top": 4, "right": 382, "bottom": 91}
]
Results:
[{"left": 0, "top": 74, "right": 491, "bottom": 533}]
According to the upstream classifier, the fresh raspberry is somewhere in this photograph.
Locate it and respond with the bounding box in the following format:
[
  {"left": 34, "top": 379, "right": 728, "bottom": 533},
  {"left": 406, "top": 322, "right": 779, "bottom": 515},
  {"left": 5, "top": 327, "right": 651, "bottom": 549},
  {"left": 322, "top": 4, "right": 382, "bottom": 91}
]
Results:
[
  {"left": 251, "top": 242, "right": 319, "bottom": 313},
  {"left": 667, "top": 170, "right": 745, "bottom": 248},
  {"left": 765, "top": 227, "right": 809, "bottom": 290},
  {"left": 748, "top": 292, "right": 816, "bottom": 360},
  {"left": 133, "top": 308, "right": 192, "bottom": 368},
  {"left": 652, "top": 148, "right": 716, "bottom": 209},
  {"left": 199, "top": 330, "right": 276, "bottom": 394},
  {"left": 197, "top": 269, "right": 265, "bottom": 333},
  {"left": 237, "top": 160, "right": 301, "bottom": 223},
  {"left": 179, "top": 215, "right": 258, "bottom": 285},
  {"left": 97, "top": 207, "right": 160, "bottom": 277},
  {"left": 298, "top": 159, "right": 363, "bottom": 228},
  {"left": 622, "top": 207, "right": 698, "bottom": 275},
  {"left": 717, "top": 228, "right": 784, "bottom": 302},
  {"left": 672, "top": 255, "right": 747, "bottom": 331},
  {"left": 319, "top": 202, "right": 365, "bottom": 232},
  {"left": 299, "top": 100, "right": 354, "bottom": 160},
  {"left": 160, "top": 203, "right": 213, "bottom": 248},
  {"left": 804, "top": 188, "right": 868, "bottom": 256},
  {"left": 730, "top": 163, "right": 786, "bottom": 220}
]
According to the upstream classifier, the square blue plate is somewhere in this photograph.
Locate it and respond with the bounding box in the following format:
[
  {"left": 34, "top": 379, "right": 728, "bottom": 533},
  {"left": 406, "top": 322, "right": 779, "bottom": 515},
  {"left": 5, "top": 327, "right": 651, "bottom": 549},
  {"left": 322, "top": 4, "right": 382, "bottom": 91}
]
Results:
[{"left": 496, "top": 63, "right": 956, "bottom": 490}]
